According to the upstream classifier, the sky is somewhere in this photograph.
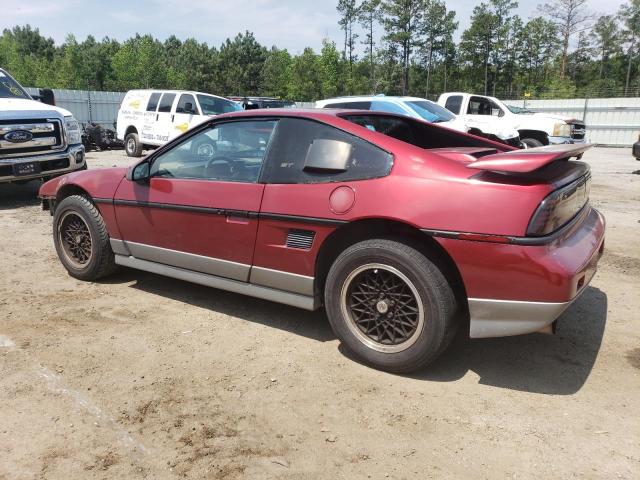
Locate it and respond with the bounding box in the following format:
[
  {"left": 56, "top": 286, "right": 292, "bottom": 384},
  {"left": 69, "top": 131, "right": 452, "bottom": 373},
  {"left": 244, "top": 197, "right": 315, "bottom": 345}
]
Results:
[{"left": 0, "top": 0, "right": 626, "bottom": 54}]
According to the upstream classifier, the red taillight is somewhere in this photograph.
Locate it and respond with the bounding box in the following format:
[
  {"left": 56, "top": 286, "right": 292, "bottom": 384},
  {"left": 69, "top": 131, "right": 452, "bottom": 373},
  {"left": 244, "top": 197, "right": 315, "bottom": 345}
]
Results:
[{"left": 527, "top": 175, "right": 591, "bottom": 236}]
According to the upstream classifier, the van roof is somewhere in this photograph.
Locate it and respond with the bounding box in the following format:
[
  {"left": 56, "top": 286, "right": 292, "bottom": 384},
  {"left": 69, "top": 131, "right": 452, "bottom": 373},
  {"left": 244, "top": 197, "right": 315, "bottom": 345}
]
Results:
[{"left": 125, "top": 89, "right": 233, "bottom": 100}]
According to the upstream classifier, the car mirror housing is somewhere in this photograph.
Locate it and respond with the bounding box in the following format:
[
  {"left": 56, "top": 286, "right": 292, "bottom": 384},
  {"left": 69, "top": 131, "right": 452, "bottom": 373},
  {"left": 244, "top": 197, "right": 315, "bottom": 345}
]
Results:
[
  {"left": 127, "top": 160, "right": 150, "bottom": 182},
  {"left": 303, "top": 139, "right": 352, "bottom": 173}
]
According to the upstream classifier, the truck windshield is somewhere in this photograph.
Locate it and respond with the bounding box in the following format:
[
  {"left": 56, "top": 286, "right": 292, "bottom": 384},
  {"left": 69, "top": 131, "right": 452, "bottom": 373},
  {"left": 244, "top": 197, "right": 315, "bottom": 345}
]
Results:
[
  {"left": 406, "top": 100, "right": 455, "bottom": 123},
  {"left": 197, "top": 95, "right": 243, "bottom": 116},
  {"left": 0, "top": 71, "right": 30, "bottom": 99}
]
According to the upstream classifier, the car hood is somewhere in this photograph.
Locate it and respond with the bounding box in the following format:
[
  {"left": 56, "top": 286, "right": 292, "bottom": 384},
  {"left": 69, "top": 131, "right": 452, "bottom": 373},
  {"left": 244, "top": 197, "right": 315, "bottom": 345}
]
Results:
[
  {"left": 0, "top": 97, "right": 72, "bottom": 118},
  {"left": 531, "top": 112, "right": 573, "bottom": 123}
]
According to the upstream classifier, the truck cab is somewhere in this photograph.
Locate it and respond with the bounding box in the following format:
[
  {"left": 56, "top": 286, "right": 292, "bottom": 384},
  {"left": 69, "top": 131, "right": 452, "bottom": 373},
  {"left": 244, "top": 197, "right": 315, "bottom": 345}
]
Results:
[
  {"left": 0, "top": 68, "right": 85, "bottom": 184},
  {"left": 438, "top": 92, "right": 586, "bottom": 147}
]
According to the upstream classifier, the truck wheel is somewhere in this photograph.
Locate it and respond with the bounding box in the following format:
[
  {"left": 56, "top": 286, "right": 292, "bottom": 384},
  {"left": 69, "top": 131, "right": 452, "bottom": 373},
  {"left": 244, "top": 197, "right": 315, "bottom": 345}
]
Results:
[
  {"left": 521, "top": 138, "right": 544, "bottom": 148},
  {"left": 324, "top": 239, "right": 459, "bottom": 373},
  {"left": 124, "top": 132, "right": 143, "bottom": 157},
  {"left": 53, "top": 195, "right": 117, "bottom": 281}
]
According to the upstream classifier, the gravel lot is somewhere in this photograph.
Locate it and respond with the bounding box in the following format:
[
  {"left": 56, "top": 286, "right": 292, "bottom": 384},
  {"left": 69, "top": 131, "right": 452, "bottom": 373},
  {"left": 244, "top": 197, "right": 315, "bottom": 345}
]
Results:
[{"left": 1, "top": 147, "right": 639, "bottom": 479}]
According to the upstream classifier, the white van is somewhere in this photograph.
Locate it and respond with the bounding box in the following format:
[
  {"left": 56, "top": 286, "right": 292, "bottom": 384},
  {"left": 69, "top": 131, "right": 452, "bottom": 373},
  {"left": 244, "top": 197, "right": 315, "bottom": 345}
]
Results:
[{"left": 116, "top": 90, "right": 242, "bottom": 157}]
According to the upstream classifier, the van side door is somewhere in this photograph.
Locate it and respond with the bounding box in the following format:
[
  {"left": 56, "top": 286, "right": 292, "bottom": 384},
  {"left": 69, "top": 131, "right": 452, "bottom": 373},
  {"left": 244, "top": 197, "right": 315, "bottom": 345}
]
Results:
[{"left": 153, "top": 92, "right": 177, "bottom": 145}]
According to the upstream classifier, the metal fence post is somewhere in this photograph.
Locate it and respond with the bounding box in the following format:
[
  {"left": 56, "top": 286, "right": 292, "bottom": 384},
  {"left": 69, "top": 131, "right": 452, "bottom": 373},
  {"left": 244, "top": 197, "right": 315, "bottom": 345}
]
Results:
[{"left": 582, "top": 97, "right": 589, "bottom": 123}]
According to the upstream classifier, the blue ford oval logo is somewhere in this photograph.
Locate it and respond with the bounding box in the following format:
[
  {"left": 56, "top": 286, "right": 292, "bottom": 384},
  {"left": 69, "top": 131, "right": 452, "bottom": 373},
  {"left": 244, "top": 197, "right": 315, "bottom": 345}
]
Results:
[{"left": 5, "top": 130, "right": 33, "bottom": 143}]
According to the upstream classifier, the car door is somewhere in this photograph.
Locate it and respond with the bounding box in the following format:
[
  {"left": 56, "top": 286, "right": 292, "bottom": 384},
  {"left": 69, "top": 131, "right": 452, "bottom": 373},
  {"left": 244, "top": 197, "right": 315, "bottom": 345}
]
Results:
[
  {"left": 465, "top": 95, "right": 504, "bottom": 132},
  {"left": 170, "top": 93, "right": 199, "bottom": 141},
  {"left": 153, "top": 92, "right": 176, "bottom": 144},
  {"left": 113, "top": 119, "right": 278, "bottom": 282}
]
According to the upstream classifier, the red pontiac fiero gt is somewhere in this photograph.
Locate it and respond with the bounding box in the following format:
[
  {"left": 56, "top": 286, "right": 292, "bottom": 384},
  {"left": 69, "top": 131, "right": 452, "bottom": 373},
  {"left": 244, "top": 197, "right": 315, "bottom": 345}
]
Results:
[{"left": 39, "top": 109, "right": 605, "bottom": 372}]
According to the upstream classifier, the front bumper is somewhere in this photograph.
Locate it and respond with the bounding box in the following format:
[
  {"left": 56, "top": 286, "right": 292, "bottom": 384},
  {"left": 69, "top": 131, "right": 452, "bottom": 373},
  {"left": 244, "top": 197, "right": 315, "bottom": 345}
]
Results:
[
  {"left": 435, "top": 207, "right": 605, "bottom": 338},
  {"left": 0, "top": 145, "right": 85, "bottom": 183},
  {"left": 548, "top": 136, "right": 586, "bottom": 145}
]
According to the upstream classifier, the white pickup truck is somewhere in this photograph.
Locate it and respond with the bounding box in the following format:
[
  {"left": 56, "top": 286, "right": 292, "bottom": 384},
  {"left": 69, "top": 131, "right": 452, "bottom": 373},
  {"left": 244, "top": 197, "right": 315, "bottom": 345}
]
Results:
[
  {"left": 0, "top": 68, "right": 85, "bottom": 184},
  {"left": 438, "top": 92, "right": 586, "bottom": 148}
]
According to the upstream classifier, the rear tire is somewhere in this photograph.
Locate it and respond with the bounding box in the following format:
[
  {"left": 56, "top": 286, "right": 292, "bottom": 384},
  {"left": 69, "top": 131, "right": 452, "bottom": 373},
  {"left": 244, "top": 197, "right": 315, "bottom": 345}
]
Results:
[
  {"left": 324, "top": 239, "right": 459, "bottom": 373},
  {"left": 521, "top": 138, "right": 544, "bottom": 148},
  {"left": 124, "top": 132, "right": 143, "bottom": 157},
  {"left": 53, "top": 195, "right": 117, "bottom": 281}
]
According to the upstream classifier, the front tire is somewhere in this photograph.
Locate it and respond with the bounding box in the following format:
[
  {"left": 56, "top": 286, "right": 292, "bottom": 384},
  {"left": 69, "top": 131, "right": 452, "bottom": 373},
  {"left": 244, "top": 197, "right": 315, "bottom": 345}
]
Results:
[
  {"left": 124, "top": 132, "right": 143, "bottom": 157},
  {"left": 521, "top": 138, "right": 544, "bottom": 148},
  {"left": 53, "top": 195, "right": 117, "bottom": 281},
  {"left": 324, "top": 239, "right": 459, "bottom": 373}
]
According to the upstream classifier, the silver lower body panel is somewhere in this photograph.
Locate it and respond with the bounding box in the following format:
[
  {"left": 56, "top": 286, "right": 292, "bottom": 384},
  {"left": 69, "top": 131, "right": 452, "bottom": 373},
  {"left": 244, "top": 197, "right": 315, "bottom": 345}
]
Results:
[
  {"left": 114, "top": 254, "right": 318, "bottom": 311},
  {"left": 468, "top": 297, "right": 574, "bottom": 338}
]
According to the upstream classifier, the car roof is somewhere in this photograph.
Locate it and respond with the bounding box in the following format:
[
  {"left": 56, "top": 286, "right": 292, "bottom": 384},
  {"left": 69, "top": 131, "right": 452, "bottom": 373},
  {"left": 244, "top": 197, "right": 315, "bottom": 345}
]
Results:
[{"left": 317, "top": 96, "right": 434, "bottom": 104}]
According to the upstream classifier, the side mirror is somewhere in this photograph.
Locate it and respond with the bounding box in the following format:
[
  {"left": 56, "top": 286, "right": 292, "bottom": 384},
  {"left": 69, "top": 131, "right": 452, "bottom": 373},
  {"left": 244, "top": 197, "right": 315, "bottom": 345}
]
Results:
[
  {"left": 126, "top": 160, "right": 150, "bottom": 182},
  {"left": 303, "top": 139, "right": 352, "bottom": 173},
  {"left": 185, "top": 102, "right": 195, "bottom": 114}
]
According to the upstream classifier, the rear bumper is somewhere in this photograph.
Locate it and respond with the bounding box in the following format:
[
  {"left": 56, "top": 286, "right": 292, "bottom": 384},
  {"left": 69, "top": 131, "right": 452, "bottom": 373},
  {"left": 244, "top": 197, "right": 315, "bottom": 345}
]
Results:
[
  {"left": 0, "top": 145, "right": 85, "bottom": 183},
  {"left": 435, "top": 207, "right": 605, "bottom": 338}
]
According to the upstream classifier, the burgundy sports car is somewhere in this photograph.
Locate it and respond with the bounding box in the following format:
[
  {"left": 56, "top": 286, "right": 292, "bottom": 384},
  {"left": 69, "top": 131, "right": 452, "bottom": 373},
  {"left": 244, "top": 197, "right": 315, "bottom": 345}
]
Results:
[{"left": 39, "top": 109, "right": 605, "bottom": 372}]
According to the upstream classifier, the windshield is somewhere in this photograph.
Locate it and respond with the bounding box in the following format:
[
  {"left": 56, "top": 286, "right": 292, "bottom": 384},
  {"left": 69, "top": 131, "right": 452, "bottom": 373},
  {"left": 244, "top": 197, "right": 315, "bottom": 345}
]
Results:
[
  {"left": 0, "top": 70, "right": 30, "bottom": 99},
  {"left": 507, "top": 105, "right": 534, "bottom": 114},
  {"left": 197, "top": 94, "right": 243, "bottom": 115},
  {"left": 406, "top": 100, "right": 455, "bottom": 123}
]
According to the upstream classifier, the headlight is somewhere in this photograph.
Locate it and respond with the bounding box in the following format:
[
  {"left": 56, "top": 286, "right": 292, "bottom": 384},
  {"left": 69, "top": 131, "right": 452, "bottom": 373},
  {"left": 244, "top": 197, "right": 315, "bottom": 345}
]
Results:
[
  {"left": 526, "top": 175, "right": 590, "bottom": 236},
  {"left": 552, "top": 122, "right": 571, "bottom": 137},
  {"left": 64, "top": 116, "right": 82, "bottom": 145}
]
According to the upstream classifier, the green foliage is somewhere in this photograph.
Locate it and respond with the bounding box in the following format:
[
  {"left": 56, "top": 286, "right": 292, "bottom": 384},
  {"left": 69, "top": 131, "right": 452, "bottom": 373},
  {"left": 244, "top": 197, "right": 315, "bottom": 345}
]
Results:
[{"left": 2, "top": 0, "right": 640, "bottom": 101}]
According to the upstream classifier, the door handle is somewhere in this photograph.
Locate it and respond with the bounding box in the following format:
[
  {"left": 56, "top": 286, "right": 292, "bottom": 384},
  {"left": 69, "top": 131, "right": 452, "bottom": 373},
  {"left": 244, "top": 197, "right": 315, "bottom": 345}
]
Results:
[
  {"left": 156, "top": 114, "right": 159, "bottom": 121},
  {"left": 171, "top": 114, "right": 175, "bottom": 122}
]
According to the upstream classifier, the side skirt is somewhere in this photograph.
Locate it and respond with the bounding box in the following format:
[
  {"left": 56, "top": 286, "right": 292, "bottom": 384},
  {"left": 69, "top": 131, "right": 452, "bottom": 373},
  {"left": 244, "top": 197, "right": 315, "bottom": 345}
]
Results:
[{"left": 114, "top": 254, "right": 319, "bottom": 311}]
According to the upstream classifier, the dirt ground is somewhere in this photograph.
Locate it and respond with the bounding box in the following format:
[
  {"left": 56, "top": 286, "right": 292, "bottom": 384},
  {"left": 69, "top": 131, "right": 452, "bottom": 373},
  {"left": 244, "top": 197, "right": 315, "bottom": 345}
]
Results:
[{"left": 0, "top": 146, "right": 639, "bottom": 480}]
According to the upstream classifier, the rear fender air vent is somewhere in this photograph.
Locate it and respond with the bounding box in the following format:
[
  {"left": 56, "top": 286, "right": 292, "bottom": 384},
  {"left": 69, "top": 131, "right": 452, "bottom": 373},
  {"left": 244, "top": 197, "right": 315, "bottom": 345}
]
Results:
[{"left": 286, "top": 229, "right": 315, "bottom": 250}]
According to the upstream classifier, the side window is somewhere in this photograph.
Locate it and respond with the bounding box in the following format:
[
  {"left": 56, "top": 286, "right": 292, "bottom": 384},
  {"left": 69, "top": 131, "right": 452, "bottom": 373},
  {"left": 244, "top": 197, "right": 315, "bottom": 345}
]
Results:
[
  {"left": 158, "top": 93, "right": 176, "bottom": 113},
  {"left": 176, "top": 94, "right": 198, "bottom": 114},
  {"left": 149, "top": 120, "right": 277, "bottom": 183},
  {"left": 468, "top": 96, "right": 501, "bottom": 116},
  {"left": 487, "top": 99, "right": 504, "bottom": 117},
  {"left": 323, "top": 102, "right": 345, "bottom": 109},
  {"left": 146, "top": 92, "right": 161, "bottom": 112},
  {"left": 444, "top": 95, "right": 462, "bottom": 114},
  {"left": 371, "top": 100, "right": 408, "bottom": 115},
  {"left": 262, "top": 118, "right": 393, "bottom": 184}
]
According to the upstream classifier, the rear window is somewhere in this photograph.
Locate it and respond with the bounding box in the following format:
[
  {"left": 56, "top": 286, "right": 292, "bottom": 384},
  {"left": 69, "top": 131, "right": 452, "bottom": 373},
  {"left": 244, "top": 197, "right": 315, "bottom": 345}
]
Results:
[
  {"left": 406, "top": 100, "right": 455, "bottom": 123},
  {"left": 342, "top": 114, "right": 491, "bottom": 149},
  {"left": 146, "top": 92, "right": 161, "bottom": 112},
  {"left": 158, "top": 93, "right": 176, "bottom": 113},
  {"left": 444, "top": 96, "right": 462, "bottom": 115}
]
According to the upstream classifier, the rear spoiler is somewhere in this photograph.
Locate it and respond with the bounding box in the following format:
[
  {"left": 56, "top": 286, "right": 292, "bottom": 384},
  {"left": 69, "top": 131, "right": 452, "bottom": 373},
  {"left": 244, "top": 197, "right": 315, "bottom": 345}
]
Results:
[{"left": 467, "top": 143, "right": 592, "bottom": 173}]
